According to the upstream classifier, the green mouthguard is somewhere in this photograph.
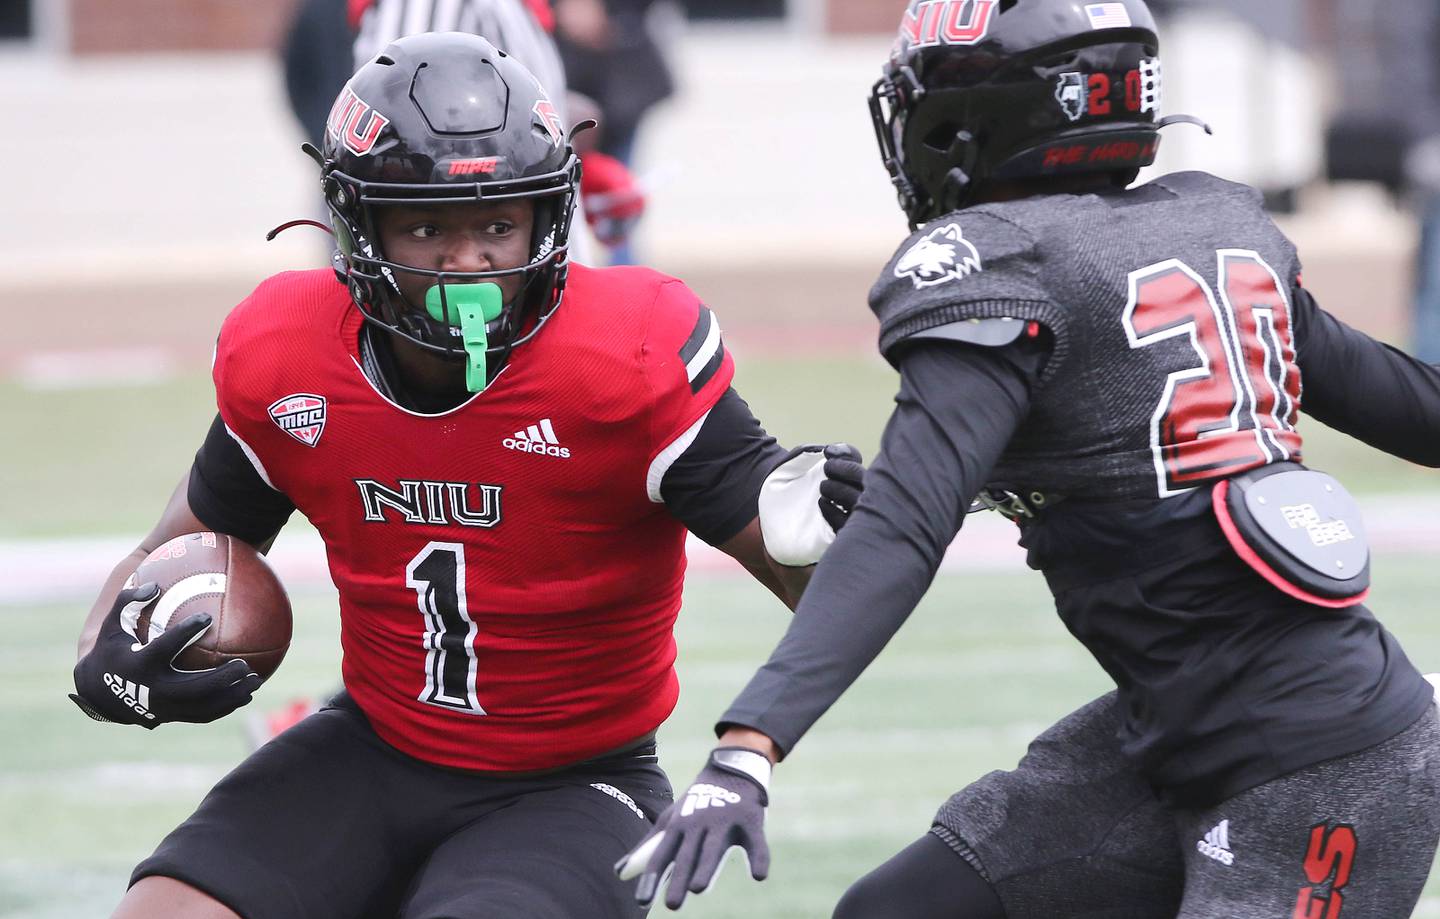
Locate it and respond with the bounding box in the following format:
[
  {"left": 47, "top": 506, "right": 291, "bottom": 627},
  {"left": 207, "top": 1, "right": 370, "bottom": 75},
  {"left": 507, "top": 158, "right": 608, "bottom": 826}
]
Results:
[{"left": 425, "top": 283, "right": 504, "bottom": 393}]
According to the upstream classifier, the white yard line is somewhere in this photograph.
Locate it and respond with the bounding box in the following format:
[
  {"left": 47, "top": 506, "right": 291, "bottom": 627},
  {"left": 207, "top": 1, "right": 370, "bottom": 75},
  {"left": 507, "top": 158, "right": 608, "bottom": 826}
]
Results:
[{"left": 13, "top": 347, "right": 180, "bottom": 391}]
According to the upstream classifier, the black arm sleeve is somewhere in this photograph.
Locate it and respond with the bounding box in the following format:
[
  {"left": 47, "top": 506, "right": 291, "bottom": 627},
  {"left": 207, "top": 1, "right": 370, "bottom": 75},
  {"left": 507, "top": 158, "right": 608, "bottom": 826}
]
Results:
[
  {"left": 660, "top": 388, "right": 788, "bottom": 546},
  {"left": 1294, "top": 286, "right": 1440, "bottom": 466},
  {"left": 188, "top": 414, "right": 296, "bottom": 546},
  {"left": 716, "top": 339, "right": 1044, "bottom": 754}
]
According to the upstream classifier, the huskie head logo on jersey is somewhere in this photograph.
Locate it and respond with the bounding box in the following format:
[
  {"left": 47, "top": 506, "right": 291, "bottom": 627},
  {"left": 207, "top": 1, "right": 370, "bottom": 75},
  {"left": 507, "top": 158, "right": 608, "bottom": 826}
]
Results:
[
  {"left": 269, "top": 394, "right": 327, "bottom": 447},
  {"left": 898, "top": 0, "right": 997, "bottom": 50},
  {"left": 896, "top": 223, "right": 983, "bottom": 289}
]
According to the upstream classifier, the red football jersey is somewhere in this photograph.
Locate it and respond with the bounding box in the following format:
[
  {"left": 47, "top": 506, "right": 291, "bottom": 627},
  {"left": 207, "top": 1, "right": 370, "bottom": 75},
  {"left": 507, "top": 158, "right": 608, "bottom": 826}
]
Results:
[{"left": 213, "top": 266, "right": 734, "bottom": 771}]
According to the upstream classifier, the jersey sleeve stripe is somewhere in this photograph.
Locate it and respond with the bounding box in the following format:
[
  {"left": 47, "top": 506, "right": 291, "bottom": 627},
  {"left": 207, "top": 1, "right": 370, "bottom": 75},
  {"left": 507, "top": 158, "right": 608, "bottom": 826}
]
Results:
[
  {"left": 682, "top": 310, "right": 722, "bottom": 383},
  {"left": 679, "top": 306, "right": 716, "bottom": 365},
  {"left": 646, "top": 409, "right": 712, "bottom": 503},
  {"left": 223, "top": 423, "right": 279, "bottom": 491},
  {"left": 688, "top": 345, "right": 726, "bottom": 394}
]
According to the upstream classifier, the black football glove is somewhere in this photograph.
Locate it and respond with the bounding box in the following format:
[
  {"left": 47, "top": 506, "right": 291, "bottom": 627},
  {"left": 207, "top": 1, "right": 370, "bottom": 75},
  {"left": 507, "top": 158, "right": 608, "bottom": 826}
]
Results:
[
  {"left": 819, "top": 442, "right": 865, "bottom": 532},
  {"left": 70, "top": 582, "right": 261, "bottom": 728},
  {"left": 615, "top": 746, "right": 772, "bottom": 910}
]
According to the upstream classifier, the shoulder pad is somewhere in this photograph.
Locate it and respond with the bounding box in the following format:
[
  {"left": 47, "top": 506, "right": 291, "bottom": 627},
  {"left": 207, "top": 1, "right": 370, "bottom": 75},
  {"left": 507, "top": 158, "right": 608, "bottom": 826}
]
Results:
[
  {"left": 871, "top": 209, "right": 1051, "bottom": 313},
  {"left": 1150, "top": 170, "right": 1260, "bottom": 203},
  {"left": 905, "top": 317, "right": 1029, "bottom": 347},
  {"left": 877, "top": 211, "right": 1036, "bottom": 299},
  {"left": 871, "top": 212, "right": 1062, "bottom": 368}
]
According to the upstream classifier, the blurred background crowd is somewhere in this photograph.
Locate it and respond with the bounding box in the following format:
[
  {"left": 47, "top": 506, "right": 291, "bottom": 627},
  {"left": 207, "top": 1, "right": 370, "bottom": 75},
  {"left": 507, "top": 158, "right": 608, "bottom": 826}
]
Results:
[{"left": 2, "top": 0, "right": 1439, "bottom": 374}]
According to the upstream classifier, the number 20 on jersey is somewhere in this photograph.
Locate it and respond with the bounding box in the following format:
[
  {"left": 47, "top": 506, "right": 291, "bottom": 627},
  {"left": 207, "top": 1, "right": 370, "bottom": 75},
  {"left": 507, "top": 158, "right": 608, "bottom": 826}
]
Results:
[{"left": 1124, "top": 249, "right": 1301, "bottom": 497}]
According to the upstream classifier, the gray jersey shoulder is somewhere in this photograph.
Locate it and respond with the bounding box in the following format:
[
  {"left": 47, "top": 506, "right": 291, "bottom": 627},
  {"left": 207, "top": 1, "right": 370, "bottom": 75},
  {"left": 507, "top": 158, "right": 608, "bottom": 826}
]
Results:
[
  {"left": 870, "top": 171, "right": 1298, "bottom": 371},
  {"left": 870, "top": 203, "right": 1066, "bottom": 367}
]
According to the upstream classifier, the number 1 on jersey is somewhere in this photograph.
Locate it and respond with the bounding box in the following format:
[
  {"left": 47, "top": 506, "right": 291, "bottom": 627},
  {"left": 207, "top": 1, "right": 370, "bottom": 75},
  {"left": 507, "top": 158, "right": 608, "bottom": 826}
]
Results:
[
  {"left": 407, "top": 542, "right": 486, "bottom": 715},
  {"left": 1123, "top": 249, "right": 1301, "bottom": 497}
]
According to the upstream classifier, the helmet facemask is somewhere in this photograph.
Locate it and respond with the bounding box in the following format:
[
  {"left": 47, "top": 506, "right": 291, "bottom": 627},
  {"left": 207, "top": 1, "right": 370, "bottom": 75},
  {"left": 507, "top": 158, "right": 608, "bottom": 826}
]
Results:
[
  {"left": 326, "top": 161, "right": 581, "bottom": 391},
  {"left": 317, "top": 32, "right": 584, "bottom": 394}
]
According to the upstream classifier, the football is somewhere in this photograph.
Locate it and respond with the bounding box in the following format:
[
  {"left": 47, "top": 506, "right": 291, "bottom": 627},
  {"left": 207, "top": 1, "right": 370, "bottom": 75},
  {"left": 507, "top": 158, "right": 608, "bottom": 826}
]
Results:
[{"left": 126, "top": 531, "right": 292, "bottom": 680}]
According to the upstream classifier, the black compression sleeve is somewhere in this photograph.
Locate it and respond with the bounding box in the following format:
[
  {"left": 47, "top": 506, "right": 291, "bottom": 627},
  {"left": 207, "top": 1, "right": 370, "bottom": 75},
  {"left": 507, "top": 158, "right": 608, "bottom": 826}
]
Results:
[
  {"left": 660, "top": 388, "right": 788, "bottom": 546},
  {"left": 716, "top": 339, "right": 1043, "bottom": 754},
  {"left": 1294, "top": 287, "right": 1440, "bottom": 466},
  {"left": 188, "top": 414, "right": 296, "bottom": 546}
]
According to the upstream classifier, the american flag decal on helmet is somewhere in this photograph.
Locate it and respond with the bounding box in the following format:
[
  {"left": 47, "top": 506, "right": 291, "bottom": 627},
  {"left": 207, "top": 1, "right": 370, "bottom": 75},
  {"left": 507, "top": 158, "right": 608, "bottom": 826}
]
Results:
[
  {"left": 268, "top": 393, "right": 328, "bottom": 447},
  {"left": 679, "top": 306, "right": 724, "bottom": 393},
  {"left": 1084, "top": 3, "right": 1132, "bottom": 29}
]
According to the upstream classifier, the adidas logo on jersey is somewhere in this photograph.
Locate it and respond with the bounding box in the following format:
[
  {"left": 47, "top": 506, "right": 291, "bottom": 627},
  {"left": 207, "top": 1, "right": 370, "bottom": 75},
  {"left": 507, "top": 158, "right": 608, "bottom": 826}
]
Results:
[
  {"left": 503, "top": 418, "right": 571, "bottom": 458},
  {"left": 1197, "top": 819, "right": 1234, "bottom": 866},
  {"left": 103, "top": 672, "right": 156, "bottom": 721}
]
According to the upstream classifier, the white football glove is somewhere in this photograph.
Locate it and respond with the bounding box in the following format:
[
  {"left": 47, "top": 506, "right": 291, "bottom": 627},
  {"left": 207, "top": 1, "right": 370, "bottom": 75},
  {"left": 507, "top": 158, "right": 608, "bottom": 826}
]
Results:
[{"left": 758, "top": 444, "right": 865, "bottom": 567}]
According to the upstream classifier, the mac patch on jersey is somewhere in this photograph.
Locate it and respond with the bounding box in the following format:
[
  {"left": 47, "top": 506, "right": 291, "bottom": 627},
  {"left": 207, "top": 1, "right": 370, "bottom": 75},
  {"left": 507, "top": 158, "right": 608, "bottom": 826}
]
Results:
[{"left": 268, "top": 394, "right": 328, "bottom": 447}]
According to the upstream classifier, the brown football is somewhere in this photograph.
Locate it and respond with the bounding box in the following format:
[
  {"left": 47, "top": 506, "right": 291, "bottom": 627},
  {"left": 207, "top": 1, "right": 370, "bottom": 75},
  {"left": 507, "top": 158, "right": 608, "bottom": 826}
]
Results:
[{"left": 127, "top": 532, "right": 292, "bottom": 680}]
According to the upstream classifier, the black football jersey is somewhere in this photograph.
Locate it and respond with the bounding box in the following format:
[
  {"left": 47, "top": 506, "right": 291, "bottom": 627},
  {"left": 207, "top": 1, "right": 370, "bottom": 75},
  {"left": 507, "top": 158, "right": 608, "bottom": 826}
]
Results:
[
  {"left": 720, "top": 171, "right": 1439, "bottom": 808},
  {"left": 871, "top": 171, "right": 1305, "bottom": 500},
  {"left": 858, "top": 172, "right": 1431, "bottom": 801}
]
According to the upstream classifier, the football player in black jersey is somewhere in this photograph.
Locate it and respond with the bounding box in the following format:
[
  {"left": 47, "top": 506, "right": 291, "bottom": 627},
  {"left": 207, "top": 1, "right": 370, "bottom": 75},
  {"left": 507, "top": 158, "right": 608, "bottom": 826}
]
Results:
[{"left": 616, "top": 1, "right": 1440, "bottom": 916}]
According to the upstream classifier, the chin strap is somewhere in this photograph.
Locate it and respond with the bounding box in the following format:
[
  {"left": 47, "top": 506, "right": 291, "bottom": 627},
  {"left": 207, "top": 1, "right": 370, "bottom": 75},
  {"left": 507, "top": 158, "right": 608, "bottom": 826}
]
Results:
[
  {"left": 1158, "top": 113, "right": 1214, "bottom": 135},
  {"left": 424, "top": 283, "right": 505, "bottom": 393},
  {"left": 264, "top": 218, "right": 336, "bottom": 241}
]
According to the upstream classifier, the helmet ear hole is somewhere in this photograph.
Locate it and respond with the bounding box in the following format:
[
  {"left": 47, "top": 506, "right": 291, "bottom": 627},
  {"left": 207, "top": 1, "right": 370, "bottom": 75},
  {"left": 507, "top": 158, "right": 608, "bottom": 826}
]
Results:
[{"left": 924, "top": 123, "right": 959, "bottom": 153}]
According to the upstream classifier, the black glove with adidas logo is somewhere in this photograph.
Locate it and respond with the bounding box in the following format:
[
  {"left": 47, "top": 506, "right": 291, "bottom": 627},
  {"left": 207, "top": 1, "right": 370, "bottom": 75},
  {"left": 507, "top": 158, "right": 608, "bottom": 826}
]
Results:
[
  {"left": 615, "top": 746, "right": 772, "bottom": 910},
  {"left": 70, "top": 582, "right": 261, "bottom": 728}
]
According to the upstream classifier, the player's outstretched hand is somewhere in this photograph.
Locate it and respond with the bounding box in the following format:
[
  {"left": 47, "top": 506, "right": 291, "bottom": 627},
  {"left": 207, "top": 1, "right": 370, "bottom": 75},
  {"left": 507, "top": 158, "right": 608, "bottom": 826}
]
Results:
[
  {"left": 759, "top": 443, "right": 867, "bottom": 567},
  {"left": 616, "top": 747, "right": 772, "bottom": 910},
  {"left": 70, "top": 582, "right": 261, "bottom": 728},
  {"left": 819, "top": 442, "right": 865, "bottom": 532}
]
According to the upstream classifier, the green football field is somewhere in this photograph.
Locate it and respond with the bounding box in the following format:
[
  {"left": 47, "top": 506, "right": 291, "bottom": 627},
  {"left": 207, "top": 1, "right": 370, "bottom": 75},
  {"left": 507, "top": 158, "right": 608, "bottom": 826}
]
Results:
[
  {"left": 4, "top": 354, "right": 1440, "bottom": 917},
  {"left": 8, "top": 562, "right": 1440, "bottom": 918}
]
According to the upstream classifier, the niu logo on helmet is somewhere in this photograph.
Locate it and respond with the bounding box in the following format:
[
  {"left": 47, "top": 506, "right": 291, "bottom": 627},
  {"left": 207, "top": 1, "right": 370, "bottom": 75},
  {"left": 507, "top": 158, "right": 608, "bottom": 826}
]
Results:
[
  {"left": 533, "top": 99, "right": 565, "bottom": 148},
  {"left": 326, "top": 85, "right": 390, "bottom": 156},
  {"left": 900, "top": 0, "right": 998, "bottom": 49}
]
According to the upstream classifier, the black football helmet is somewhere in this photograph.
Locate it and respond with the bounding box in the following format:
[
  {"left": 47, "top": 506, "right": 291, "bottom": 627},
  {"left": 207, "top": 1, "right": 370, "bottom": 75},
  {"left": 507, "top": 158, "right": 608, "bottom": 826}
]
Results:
[
  {"left": 318, "top": 31, "right": 581, "bottom": 385},
  {"left": 871, "top": 0, "right": 1175, "bottom": 227}
]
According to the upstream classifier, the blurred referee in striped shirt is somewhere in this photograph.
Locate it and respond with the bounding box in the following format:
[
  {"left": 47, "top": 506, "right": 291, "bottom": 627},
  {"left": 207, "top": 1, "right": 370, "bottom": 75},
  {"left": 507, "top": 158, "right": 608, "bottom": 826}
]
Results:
[
  {"left": 353, "top": 0, "right": 568, "bottom": 124},
  {"left": 352, "top": 0, "right": 608, "bottom": 262}
]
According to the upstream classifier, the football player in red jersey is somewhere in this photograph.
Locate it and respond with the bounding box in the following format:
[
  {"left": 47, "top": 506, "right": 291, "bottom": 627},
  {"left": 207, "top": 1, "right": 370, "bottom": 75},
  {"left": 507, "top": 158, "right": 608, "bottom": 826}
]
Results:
[
  {"left": 68, "top": 33, "right": 864, "bottom": 919},
  {"left": 619, "top": 1, "right": 1440, "bottom": 917}
]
